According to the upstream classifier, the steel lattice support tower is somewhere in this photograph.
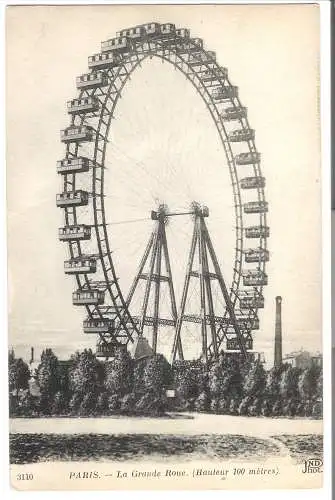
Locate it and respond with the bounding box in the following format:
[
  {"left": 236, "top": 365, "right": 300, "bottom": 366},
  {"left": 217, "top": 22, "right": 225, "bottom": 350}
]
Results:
[
  {"left": 123, "top": 205, "right": 183, "bottom": 358},
  {"left": 171, "top": 204, "right": 247, "bottom": 363}
]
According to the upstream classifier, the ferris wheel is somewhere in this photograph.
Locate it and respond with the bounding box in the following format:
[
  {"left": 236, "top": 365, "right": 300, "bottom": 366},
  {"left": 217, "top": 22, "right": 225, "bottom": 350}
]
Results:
[{"left": 56, "top": 22, "right": 269, "bottom": 362}]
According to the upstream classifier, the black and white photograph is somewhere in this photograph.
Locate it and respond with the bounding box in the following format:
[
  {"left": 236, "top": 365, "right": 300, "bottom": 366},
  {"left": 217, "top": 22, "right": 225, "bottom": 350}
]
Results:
[{"left": 6, "top": 3, "right": 327, "bottom": 492}]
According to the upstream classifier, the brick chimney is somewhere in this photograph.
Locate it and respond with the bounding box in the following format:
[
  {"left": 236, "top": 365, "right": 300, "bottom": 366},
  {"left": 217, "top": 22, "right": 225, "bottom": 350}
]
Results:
[{"left": 274, "top": 296, "right": 283, "bottom": 368}]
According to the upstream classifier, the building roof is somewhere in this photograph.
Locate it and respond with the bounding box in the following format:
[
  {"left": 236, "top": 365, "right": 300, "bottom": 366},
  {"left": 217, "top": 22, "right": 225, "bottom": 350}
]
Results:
[{"left": 130, "top": 336, "right": 153, "bottom": 360}]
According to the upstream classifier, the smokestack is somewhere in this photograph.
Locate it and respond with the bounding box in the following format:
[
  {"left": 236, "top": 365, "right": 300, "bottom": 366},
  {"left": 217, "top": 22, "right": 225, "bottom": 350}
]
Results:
[
  {"left": 274, "top": 296, "right": 282, "bottom": 368},
  {"left": 30, "top": 347, "right": 34, "bottom": 364}
]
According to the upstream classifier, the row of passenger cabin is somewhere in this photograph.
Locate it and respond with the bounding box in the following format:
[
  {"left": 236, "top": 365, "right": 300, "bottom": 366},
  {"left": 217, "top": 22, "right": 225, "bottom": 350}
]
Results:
[
  {"left": 76, "top": 71, "right": 108, "bottom": 90},
  {"left": 57, "top": 157, "right": 93, "bottom": 175},
  {"left": 243, "top": 270, "right": 268, "bottom": 286},
  {"left": 61, "top": 125, "right": 95, "bottom": 143},
  {"left": 240, "top": 176, "right": 265, "bottom": 189},
  {"left": 245, "top": 225, "right": 269, "bottom": 238},
  {"left": 228, "top": 128, "right": 254, "bottom": 142},
  {"left": 239, "top": 293, "right": 265, "bottom": 309},
  {"left": 56, "top": 190, "right": 88, "bottom": 208},
  {"left": 59, "top": 225, "right": 91, "bottom": 242},
  {"left": 212, "top": 86, "right": 238, "bottom": 101},
  {"left": 83, "top": 319, "right": 114, "bottom": 334},
  {"left": 221, "top": 107, "right": 247, "bottom": 121},
  {"left": 72, "top": 289, "right": 104, "bottom": 305},
  {"left": 226, "top": 337, "right": 253, "bottom": 351},
  {"left": 244, "top": 201, "right": 268, "bottom": 214},
  {"left": 67, "top": 97, "right": 99, "bottom": 114},
  {"left": 64, "top": 257, "right": 97, "bottom": 275},
  {"left": 244, "top": 248, "right": 269, "bottom": 263},
  {"left": 235, "top": 152, "right": 261, "bottom": 165}
]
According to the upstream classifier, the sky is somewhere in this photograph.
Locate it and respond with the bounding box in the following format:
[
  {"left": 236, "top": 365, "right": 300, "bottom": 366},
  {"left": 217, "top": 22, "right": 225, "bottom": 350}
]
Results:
[{"left": 6, "top": 4, "right": 321, "bottom": 367}]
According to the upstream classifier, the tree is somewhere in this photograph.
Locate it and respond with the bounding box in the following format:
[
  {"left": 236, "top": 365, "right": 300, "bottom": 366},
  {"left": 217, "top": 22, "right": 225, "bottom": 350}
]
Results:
[
  {"left": 18, "top": 389, "right": 36, "bottom": 416},
  {"left": 69, "top": 349, "right": 104, "bottom": 396},
  {"left": 238, "top": 396, "right": 251, "bottom": 416},
  {"left": 209, "top": 356, "right": 243, "bottom": 401},
  {"left": 271, "top": 399, "right": 282, "bottom": 417},
  {"left": 265, "top": 366, "right": 285, "bottom": 402},
  {"left": 78, "top": 392, "right": 97, "bottom": 416},
  {"left": 279, "top": 365, "right": 301, "bottom": 401},
  {"left": 108, "top": 394, "right": 120, "bottom": 413},
  {"left": 243, "top": 360, "right": 266, "bottom": 399},
  {"left": 52, "top": 391, "right": 68, "bottom": 415},
  {"left": 194, "top": 391, "right": 209, "bottom": 412},
  {"left": 36, "top": 349, "right": 61, "bottom": 397},
  {"left": 140, "top": 354, "right": 172, "bottom": 397},
  {"left": 298, "top": 365, "right": 321, "bottom": 402},
  {"left": 228, "top": 397, "right": 239, "bottom": 415},
  {"left": 261, "top": 398, "right": 272, "bottom": 417},
  {"left": 248, "top": 397, "right": 261, "bottom": 416},
  {"left": 69, "top": 392, "right": 82, "bottom": 415},
  {"left": 119, "top": 393, "right": 136, "bottom": 414},
  {"left": 96, "top": 392, "right": 109, "bottom": 414},
  {"left": 8, "top": 355, "right": 30, "bottom": 396},
  {"left": 316, "top": 370, "right": 323, "bottom": 401},
  {"left": 104, "top": 348, "right": 133, "bottom": 397},
  {"left": 173, "top": 361, "right": 202, "bottom": 402},
  {"left": 208, "top": 362, "right": 224, "bottom": 398}
]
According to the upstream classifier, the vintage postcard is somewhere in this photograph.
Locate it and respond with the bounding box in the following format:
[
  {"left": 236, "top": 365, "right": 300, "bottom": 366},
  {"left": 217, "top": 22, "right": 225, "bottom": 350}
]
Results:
[{"left": 7, "top": 3, "right": 325, "bottom": 492}]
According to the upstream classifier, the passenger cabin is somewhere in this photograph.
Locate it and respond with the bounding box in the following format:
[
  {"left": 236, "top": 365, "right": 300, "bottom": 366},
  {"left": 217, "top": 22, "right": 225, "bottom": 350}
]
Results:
[
  {"left": 96, "top": 342, "right": 127, "bottom": 358},
  {"left": 59, "top": 225, "right": 91, "bottom": 242},
  {"left": 57, "top": 157, "right": 92, "bottom": 175},
  {"left": 83, "top": 319, "right": 114, "bottom": 334},
  {"left": 239, "top": 293, "right": 264, "bottom": 309},
  {"left": 230, "top": 316, "right": 260, "bottom": 330},
  {"left": 64, "top": 257, "right": 97, "bottom": 275},
  {"left": 244, "top": 201, "right": 268, "bottom": 214},
  {"left": 189, "top": 51, "right": 216, "bottom": 66},
  {"left": 228, "top": 128, "right": 254, "bottom": 142},
  {"left": 175, "top": 28, "right": 190, "bottom": 38},
  {"left": 56, "top": 190, "right": 89, "bottom": 208},
  {"left": 161, "top": 23, "right": 176, "bottom": 35},
  {"left": 116, "top": 26, "right": 146, "bottom": 40},
  {"left": 245, "top": 225, "right": 270, "bottom": 238},
  {"left": 143, "top": 23, "right": 161, "bottom": 37},
  {"left": 61, "top": 125, "right": 95, "bottom": 143},
  {"left": 201, "top": 67, "right": 228, "bottom": 82},
  {"left": 177, "top": 38, "right": 203, "bottom": 53},
  {"left": 88, "top": 52, "right": 120, "bottom": 70},
  {"left": 72, "top": 289, "right": 104, "bottom": 305},
  {"left": 212, "top": 86, "right": 238, "bottom": 101},
  {"left": 244, "top": 248, "right": 269, "bottom": 263},
  {"left": 76, "top": 72, "right": 108, "bottom": 90},
  {"left": 226, "top": 337, "right": 253, "bottom": 351},
  {"left": 67, "top": 97, "right": 99, "bottom": 114},
  {"left": 243, "top": 270, "right": 268, "bottom": 287},
  {"left": 101, "top": 37, "right": 130, "bottom": 54},
  {"left": 221, "top": 107, "right": 247, "bottom": 121},
  {"left": 240, "top": 176, "right": 265, "bottom": 189},
  {"left": 235, "top": 152, "right": 261, "bottom": 165}
]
